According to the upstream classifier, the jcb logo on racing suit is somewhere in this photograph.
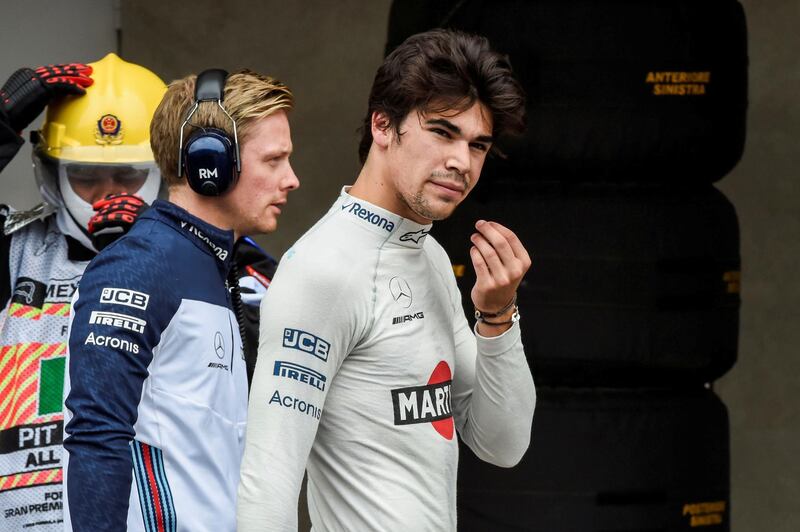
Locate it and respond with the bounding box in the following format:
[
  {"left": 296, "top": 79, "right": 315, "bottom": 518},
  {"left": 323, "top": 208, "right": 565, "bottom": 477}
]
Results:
[
  {"left": 100, "top": 287, "right": 149, "bottom": 310},
  {"left": 282, "top": 328, "right": 330, "bottom": 362}
]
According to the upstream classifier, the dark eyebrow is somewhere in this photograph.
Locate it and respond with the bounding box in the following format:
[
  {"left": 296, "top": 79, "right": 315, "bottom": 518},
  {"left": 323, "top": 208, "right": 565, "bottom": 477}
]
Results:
[{"left": 425, "top": 118, "right": 494, "bottom": 144}]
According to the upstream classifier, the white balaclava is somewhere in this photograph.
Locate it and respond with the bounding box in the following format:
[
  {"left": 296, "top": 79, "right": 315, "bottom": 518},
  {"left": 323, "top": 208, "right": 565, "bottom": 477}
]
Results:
[{"left": 55, "top": 166, "right": 161, "bottom": 252}]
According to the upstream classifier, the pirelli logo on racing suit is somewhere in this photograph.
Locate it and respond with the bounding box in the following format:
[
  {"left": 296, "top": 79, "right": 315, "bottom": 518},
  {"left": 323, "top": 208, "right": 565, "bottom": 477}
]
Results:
[
  {"left": 274, "top": 361, "right": 326, "bottom": 391},
  {"left": 390, "top": 361, "right": 454, "bottom": 440},
  {"left": 89, "top": 311, "right": 146, "bottom": 333}
]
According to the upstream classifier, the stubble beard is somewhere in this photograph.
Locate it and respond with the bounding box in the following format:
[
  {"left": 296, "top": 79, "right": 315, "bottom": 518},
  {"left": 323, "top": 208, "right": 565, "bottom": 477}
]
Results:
[{"left": 398, "top": 188, "right": 453, "bottom": 222}]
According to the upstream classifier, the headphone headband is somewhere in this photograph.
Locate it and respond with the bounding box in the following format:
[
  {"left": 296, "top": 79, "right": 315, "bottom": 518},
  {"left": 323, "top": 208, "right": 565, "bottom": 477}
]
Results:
[{"left": 195, "top": 69, "right": 228, "bottom": 102}]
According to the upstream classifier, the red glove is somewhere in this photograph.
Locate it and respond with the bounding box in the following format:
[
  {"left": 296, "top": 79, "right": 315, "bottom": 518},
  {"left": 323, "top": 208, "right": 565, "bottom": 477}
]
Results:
[
  {"left": 1, "top": 63, "right": 93, "bottom": 132},
  {"left": 88, "top": 193, "right": 148, "bottom": 250}
]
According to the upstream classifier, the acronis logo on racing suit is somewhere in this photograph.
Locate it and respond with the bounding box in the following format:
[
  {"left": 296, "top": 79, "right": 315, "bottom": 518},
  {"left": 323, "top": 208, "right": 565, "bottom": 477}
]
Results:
[
  {"left": 341, "top": 201, "right": 395, "bottom": 232},
  {"left": 283, "top": 328, "right": 330, "bottom": 361},
  {"left": 269, "top": 389, "right": 322, "bottom": 419}
]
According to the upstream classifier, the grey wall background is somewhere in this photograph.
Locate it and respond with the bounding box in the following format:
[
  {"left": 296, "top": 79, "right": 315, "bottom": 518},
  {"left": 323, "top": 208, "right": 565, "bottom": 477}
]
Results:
[
  {"left": 1, "top": 0, "right": 797, "bottom": 530},
  {"left": 715, "top": 1, "right": 800, "bottom": 530},
  {"left": 0, "top": 0, "right": 118, "bottom": 208}
]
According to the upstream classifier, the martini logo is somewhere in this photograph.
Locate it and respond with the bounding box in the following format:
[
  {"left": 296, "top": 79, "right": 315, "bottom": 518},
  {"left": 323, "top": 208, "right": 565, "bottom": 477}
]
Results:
[{"left": 391, "top": 361, "right": 453, "bottom": 440}]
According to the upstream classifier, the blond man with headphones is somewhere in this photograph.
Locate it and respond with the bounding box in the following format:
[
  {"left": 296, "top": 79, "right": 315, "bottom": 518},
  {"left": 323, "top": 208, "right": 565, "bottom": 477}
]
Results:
[{"left": 62, "top": 69, "right": 299, "bottom": 532}]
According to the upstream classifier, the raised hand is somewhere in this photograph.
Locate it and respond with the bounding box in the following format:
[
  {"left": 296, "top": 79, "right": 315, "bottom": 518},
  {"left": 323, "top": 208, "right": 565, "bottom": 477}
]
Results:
[
  {"left": 469, "top": 220, "right": 532, "bottom": 336},
  {"left": 1, "top": 63, "right": 93, "bottom": 132}
]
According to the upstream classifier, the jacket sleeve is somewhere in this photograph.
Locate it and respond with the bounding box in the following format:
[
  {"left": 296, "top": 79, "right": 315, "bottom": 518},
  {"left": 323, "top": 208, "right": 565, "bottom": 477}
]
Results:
[
  {"left": 63, "top": 235, "right": 177, "bottom": 532},
  {"left": 445, "top": 250, "right": 536, "bottom": 468},
  {"left": 237, "top": 248, "right": 367, "bottom": 532}
]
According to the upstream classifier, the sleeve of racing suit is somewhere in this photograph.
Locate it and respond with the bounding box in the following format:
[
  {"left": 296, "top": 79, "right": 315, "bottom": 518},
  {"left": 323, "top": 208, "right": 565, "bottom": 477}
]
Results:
[
  {"left": 443, "top": 247, "right": 536, "bottom": 468},
  {"left": 237, "top": 251, "right": 368, "bottom": 532},
  {"left": 63, "top": 237, "right": 178, "bottom": 531}
]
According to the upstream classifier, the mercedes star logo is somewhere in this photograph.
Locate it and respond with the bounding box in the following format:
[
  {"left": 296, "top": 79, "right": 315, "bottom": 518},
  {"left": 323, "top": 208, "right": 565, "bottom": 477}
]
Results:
[
  {"left": 214, "top": 331, "right": 225, "bottom": 359},
  {"left": 389, "top": 276, "right": 413, "bottom": 308}
]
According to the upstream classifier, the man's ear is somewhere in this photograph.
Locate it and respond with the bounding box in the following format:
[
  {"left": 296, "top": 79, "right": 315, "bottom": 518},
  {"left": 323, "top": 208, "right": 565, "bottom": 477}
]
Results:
[{"left": 371, "top": 111, "right": 392, "bottom": 149}]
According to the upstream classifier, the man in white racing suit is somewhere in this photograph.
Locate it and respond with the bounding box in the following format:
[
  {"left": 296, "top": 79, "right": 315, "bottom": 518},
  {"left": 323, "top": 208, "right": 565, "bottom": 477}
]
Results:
[{"left": 238, "top": 29, "right": 536, "bottom": 531}]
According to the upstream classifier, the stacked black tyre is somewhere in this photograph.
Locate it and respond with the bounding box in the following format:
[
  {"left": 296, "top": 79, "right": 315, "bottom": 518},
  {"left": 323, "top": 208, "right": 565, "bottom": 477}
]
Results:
[{"left": 388, "top": 1, "right": 747, "bottom": 530}]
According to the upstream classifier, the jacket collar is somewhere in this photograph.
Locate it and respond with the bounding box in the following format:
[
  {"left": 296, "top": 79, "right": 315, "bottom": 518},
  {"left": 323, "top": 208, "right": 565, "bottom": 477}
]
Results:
[{"left": 145, "top": 200, "right": 235, "bottom": 272}]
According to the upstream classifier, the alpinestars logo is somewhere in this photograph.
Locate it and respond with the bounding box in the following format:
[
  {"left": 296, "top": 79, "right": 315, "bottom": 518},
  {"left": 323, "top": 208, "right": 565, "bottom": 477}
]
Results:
[
  {"left": 391, "top": 361, "right": 453, "bottom": 440},
  {"left": 399, "top": 229, "right": 430, "bottom": 244}
]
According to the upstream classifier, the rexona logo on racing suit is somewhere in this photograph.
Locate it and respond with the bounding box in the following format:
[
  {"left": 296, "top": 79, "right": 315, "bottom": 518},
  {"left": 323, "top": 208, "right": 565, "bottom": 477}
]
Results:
[
  {"left": 89, "top": 311, "right": 146, "bottom": 333},
  {"left": 99, "top": 287, "right": 149, "bottom": 310},
  {"left": 273, "top": 361, "right": 326, "bottom": 391},
  {"left": 341, "top": 201, "right": 395, "bottom": 232},
  {"left": 283, "top": 328, "right": 330, "bottom": 362},
  {"left": 391, "top": 361, "right": 454, "bottom": 440}
]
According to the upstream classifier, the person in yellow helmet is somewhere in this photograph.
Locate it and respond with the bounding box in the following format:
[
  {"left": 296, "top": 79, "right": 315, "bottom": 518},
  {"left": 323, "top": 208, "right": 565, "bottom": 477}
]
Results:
[{"left": 0, "top": 54, "right": 166, "bottom": 531}]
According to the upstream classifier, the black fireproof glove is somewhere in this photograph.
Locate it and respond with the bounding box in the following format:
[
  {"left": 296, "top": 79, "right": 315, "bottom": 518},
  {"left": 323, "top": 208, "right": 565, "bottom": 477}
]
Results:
[
  {"left": 0, "top": 63, "right": 93, "bottom": 132},
  {"left": 88, "top": 193, "right": 149, "bottom": 251}
]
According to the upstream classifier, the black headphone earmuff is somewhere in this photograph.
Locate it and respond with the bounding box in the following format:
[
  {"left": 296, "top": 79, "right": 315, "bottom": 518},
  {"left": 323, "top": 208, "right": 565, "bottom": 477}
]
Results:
[{"left": 177, "top": 69, "right": 241, "bottom": 196}]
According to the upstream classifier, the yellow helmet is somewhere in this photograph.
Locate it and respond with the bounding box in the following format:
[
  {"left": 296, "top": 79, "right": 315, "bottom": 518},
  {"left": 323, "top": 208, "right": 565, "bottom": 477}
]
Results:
[
  {"left": 32, "top": 54, "right": 166, "bottom": 246},
  {"left": 36, "top": 53, "right": 166, "bottom": 163}
]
